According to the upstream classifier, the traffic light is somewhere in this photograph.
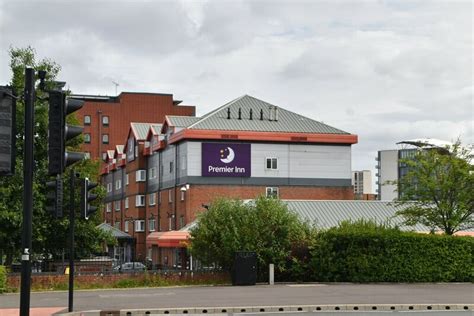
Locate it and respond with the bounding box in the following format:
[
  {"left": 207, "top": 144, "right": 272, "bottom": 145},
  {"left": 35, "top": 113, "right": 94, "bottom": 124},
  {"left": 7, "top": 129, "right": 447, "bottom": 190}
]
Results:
[
  {"left": 0, "top": 86, "right": 16, "bottom": 176},
  {"left": 48, "top": 90, "right": 85, "bottom": 176},
  {"left": 45, "top": 175, "right": 63, "bottom": 218},
  {"left": 81, "top": 177, "right": 98, "bottom": 220}
]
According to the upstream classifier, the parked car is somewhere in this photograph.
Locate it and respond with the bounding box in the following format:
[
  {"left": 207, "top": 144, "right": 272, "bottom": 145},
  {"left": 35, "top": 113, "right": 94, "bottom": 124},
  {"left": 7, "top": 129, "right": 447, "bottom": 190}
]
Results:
[{"left": 113, "top": 262, "right": 146, "bottom": 272}]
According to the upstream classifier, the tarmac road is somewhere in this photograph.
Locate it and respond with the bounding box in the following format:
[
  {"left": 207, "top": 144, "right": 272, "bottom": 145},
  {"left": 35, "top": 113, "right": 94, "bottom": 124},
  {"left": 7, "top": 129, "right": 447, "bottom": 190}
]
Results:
[{"left": 0, "top": 283, "right": 473, "bottom": 314}]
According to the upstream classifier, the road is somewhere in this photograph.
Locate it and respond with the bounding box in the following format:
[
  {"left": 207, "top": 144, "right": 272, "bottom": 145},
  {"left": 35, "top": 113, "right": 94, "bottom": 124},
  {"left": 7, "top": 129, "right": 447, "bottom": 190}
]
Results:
[{"left": 0, "top": 283, "right": 472, "bottom": 314}]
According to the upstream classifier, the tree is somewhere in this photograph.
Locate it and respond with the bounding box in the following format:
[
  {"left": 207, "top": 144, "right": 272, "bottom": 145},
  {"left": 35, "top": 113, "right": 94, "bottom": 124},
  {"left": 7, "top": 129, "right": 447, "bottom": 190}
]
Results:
[
  {"left": 395, "top": 141, "right": 473, "bottom": 235},
  {"left": 189, "top": 196, "right": 313, "bottom": 279},
  {"left": 0, "top": 47, "right": 110, "bottom": 265}
]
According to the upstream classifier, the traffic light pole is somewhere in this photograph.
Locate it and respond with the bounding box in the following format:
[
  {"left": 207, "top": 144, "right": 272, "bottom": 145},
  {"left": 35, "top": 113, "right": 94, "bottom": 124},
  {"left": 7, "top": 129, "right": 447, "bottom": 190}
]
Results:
[
  {"left": 20, "top": 68, "right": 35, "bottom": 316},
  {"left": 68, "top": 169, "right": 76, "bottom": 312}
]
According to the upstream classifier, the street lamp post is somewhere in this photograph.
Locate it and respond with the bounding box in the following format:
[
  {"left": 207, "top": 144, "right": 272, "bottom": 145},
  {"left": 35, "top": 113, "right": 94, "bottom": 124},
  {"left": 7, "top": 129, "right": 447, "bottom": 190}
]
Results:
[{"left": 124, "top": 216, "right": 136, "bottom": 268}]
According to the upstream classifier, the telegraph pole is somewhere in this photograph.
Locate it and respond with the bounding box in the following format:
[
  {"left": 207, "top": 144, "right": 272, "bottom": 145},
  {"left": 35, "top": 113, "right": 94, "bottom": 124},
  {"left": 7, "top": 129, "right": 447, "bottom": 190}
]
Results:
[{"left": 20, "top": 68, "right": 35, "bottom": 316}]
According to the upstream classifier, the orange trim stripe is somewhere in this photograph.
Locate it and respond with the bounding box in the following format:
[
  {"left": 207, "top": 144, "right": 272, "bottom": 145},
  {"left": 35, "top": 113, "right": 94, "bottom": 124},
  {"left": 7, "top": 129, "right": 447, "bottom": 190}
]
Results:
[{"left": 169, "top": 129, "right": 358, "bottom": 145}]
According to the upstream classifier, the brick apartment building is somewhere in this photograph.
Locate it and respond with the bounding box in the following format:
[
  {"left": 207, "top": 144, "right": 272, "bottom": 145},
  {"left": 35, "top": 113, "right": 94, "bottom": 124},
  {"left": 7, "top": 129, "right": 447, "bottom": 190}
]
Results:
[
  {"left": 101, "top": 95, "right": 358, "bottom": 267},
  {"left": 74, "top": 92, "right": 195, "bottom": 160}
]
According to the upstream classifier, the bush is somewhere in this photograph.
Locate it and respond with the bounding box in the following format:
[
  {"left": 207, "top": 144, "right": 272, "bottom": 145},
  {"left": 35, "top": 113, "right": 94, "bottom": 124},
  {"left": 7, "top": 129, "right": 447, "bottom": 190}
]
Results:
[
  {"left": 310, "top": 220, "right": 474, "bottom": 282},
  {"left": 0, "top": 266, "right": 6, "bottom": 293}
]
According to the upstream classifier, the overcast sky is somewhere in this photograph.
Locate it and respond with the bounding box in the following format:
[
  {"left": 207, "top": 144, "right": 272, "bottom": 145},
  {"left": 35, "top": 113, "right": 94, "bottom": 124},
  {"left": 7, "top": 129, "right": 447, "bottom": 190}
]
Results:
[{"left": 0, "top": 0, "right": 472, "bottom": 192}]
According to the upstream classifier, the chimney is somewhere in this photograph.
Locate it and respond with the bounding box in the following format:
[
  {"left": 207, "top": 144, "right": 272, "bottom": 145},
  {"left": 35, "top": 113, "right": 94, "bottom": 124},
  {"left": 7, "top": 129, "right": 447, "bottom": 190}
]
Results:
[
  {"left": 227, "top": 108, "right": 231, "bottom": 119},
  {"left": 274, "top": 106, "right": 279, "bottom": 121},
  {"left": 238, "top": 108, "right": 242, "bottom": 120},
  {"left": 260, "top": 109, "right": 264, "bottom": 120},
  {"left": 249, "top": 109, "right": 253, "bottom": 120}
]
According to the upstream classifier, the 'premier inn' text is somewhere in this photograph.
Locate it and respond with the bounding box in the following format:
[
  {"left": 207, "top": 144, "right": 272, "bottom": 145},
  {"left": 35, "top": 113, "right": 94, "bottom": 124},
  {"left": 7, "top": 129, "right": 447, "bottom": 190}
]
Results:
[{"left": 208, "top": 166, "right": 247, "bottom": 173}]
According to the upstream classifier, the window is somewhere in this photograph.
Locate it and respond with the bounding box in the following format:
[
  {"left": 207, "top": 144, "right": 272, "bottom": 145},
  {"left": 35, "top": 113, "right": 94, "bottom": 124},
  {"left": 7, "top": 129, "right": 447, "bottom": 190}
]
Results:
[
  {"left": 179, "top": 216, "right": 185, "bottom": 229},
  {"left": 135, "top": 220, "right": 145, "bottom": 232},
  {"left": 149, "top": 167, "right": 156, "bottom": 179},
  {"left": 148, "top": 219, "right": 156, "bottom": 232},
  {"left": 114, "top": 221, "right": 120, "bottom": 229},
  {"left": 114, "top": 200, "right": 120, "bottom": 211},
  {"left": 180, "top": 190, "right": 185, "bottom": 201},
  {"left": 84, "top": 133, "right": 91, "bottom": 143},
  {"left": 125, "top": 174, "right": 129, "bottom": 186},
  {"left": 84, "top": 152, "right": 91, "bottom": 160},
  {"left": 135, "top": 195, "right": 145, "bottom": 207},
  {"left": 84, "top": 115, "right": 91, "bottom": 125},
  {"left": 106, "top": 203, "right": 111, "bottom": 212},
  {"left": 107, "top": 183, "right": 112, "bottom": 193},
  {"left": 168, "top": 190, "right": 173, "bottom": 203},
  {"left": 102, "top": 115, "right": 109, "bottom": 126},
  {"left": 102, "top": 152, "right": 107, "bottom": 161},
  {"left": 134, "top": 145, "right": 138, "bottom": 158},
  {"left": 169, "top": 161, "right": 174, "bottom": 173},
  {"left": 266, "top": 187, "right": 279, "bottom": 198},
  {"left": 158, "top": 191, "right": 162, "bottom": 204},
  {"left": 265, "top": 157, "right": 278, "bottom": 170},
  {"left": 136, "top": 170, "right": 146, "bottom": 182},
  {"left": 102, "top": 134, "right": 109, "bottom": 144},
  {"left": 124, "top": 221, "right": 129, "bottom": 232},
  {"left": 149, "top": 193, "right": 156, "bottom": 206},
  {"left": 125, "top": 197, "right": 129, "bottom": 209},
  {"left": 115, "top": 179, "right": 122, "bottom": 190}
]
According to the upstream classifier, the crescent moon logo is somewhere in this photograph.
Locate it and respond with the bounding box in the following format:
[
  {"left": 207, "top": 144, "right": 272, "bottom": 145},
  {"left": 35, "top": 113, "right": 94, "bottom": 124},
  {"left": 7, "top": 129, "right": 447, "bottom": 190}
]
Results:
[{"left": 220, "top": 147, "right": 235, "bottom": 164}]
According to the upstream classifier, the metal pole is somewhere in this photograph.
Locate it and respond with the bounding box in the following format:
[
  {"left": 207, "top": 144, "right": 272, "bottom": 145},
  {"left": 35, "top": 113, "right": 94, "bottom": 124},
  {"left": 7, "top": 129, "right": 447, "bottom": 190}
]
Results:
[
  {"left": 20, "top": 67, "right": 35, "bottom": 316},
  {"left": 68, "top": 169, "right": 75, "bottom": 312}
]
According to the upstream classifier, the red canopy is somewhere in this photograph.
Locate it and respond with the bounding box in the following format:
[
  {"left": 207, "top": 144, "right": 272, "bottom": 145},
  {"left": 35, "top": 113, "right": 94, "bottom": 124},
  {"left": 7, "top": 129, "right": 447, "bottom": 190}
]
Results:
[{"left": 147, "top": 231, "right": 190, "bottom": 248}]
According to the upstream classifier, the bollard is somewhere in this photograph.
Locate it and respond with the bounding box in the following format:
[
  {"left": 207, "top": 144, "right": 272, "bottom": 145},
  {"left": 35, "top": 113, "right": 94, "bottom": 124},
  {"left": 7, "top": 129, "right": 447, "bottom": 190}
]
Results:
[{"left": 269, "top": 263, "right": 274, "bottom": 285}]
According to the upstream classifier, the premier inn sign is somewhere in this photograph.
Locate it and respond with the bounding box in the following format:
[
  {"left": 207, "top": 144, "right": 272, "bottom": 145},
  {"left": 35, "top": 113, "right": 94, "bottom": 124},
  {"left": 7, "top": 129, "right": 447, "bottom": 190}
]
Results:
[{"left": 202, "top": 143, "right": 251, "bottom": 177}]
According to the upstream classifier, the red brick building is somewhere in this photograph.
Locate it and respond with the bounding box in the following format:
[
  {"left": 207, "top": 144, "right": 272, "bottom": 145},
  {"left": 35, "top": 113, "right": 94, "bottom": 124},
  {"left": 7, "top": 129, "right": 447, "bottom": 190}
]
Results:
[
  {"left": 101, "top": 95, "right": 358, "bottom": 268},
  {"left": 74, "top": 92, "right": 195, "bottom": 160}
]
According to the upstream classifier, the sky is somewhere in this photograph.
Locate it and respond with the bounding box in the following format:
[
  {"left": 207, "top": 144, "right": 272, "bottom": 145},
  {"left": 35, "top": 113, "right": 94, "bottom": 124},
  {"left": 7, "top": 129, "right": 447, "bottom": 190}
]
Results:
[{"left": 0, "top": 0, "right": 472, "bottom": 192}]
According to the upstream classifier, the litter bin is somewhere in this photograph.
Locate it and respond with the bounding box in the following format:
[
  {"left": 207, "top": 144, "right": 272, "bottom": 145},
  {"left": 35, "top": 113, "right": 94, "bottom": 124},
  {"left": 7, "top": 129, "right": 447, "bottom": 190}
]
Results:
[{"left": 232, "top": 251, "right": 257, "bottom": 286}]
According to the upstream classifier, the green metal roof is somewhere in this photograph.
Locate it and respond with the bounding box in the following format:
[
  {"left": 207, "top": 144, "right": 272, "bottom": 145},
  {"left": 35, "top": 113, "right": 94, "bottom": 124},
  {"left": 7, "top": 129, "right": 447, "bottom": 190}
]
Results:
[
  {"left": 187, "top": 95, "right": 349, "bottom": 134},
  {"left": 131, "top": 122, "right": 162, "bottom": 140},
  {"left": 167, "top": 116, "right": 201, "bottom": 128},
  {"left": 97, "top": 222, "right": 133, "bottom": 239},
  {"left": 284, "top": 200, "right": 427, "bottom": 231}
]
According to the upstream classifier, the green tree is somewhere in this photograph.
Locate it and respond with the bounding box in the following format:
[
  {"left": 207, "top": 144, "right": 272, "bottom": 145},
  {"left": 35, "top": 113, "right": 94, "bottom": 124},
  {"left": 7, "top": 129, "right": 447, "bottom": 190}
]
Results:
[
  {"left": 0, "top": 46, "right": 110, "bottom": 265},
  {"left": 189, "top": 196, "right": 313, "bottom": 279},
  {"left": 395, "top": 142, "right": 473, "bottom": 235}
]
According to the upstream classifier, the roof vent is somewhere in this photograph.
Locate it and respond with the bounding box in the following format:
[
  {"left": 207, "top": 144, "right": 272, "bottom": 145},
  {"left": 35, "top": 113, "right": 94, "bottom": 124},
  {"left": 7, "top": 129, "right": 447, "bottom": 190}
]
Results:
[
  {"left": 274, "top": 106, "right": 279, "bottom": 122},
  {"left": 269, "top": 106, "right": 274, "bottom": 121},
  {"left": 227, "top": 108, "right": 231, "bottom": 119},
  {"left": 260, "top": 109, "right": 264, "bottom": 120},
  {"left": 249, "top": 109, "right": 253, "bottom": 120},
  {"left": 238, "top": 108, "right": 242, "bottom": 120}
]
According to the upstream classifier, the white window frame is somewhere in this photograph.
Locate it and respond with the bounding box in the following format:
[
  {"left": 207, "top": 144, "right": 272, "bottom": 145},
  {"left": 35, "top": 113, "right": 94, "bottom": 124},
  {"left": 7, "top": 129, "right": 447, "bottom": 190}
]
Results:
[
  {"left": 84, "top": 152, "right": 91, "bottom": 160},
  {"left": 115, "top": 179, "right": 122, "bottom": 190},
  {"left": 149, "top": 193, "right": 156, "bottom": 206},
  {"left": 114, "top": 221, "right": 120, "bottom": 229},
  {"left": 106, "top": 203, "right": 111, "bottom": 213},
  {"left": 84, "top": 133, "right": 91, "bottom": 143},
  {"left": 135, "top": 195, "right": 145, "bottom": 207},
  {"left": 265, "top": 157, "right": 278, "bottom": 170},
  {"left": 180, "top": 190, "right": 185, "bottom": 201},
  {"left": 84, "top": 115, "right": 91, "bottom": 125},
  {"left": 102, "top": 115, "right": 109, "bottom": 126},
  {"left": 149, "top": 167, "right": 156, "bottom": 179},
  {"left": 179, "top": 216, "right": 185, "bottom": 229},
  {"left": 125, "top": 197, "right": 129, "bottom": 209},
  {"left": 124, "top": 220, "right": 129, "bottom": 232},
  {"left": 114, "top": 200, "right": 121, "bottom": 211},
  {"left": 107, "top": 183, "right": 112, "bottom": 193},
  {"left": 125, "top": 173, "right": 129, "bottom": 186},
  {"left": 148, "top": 219, "right": 156, "bottom": 232},
  {"left": 135, "top": 220, "right": 145, "bottom": 232},
  {"left": 168, "top": 190, "right": 173, "bottom": 203},
  {"left": 102, "top": 134, "right": 109, "bottom": 144},
  {"left": 136, "top": 170, "right": 146, "bottom": 182},
  {"left": 266, "top": 187, "right": 279, "bottom": 198}
]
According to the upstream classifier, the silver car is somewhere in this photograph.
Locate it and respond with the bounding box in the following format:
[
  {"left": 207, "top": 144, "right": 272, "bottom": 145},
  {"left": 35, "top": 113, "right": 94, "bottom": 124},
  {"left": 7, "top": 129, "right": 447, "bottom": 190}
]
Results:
[{"left": 113, "top": 262, "right": 146, "bottom": 272}]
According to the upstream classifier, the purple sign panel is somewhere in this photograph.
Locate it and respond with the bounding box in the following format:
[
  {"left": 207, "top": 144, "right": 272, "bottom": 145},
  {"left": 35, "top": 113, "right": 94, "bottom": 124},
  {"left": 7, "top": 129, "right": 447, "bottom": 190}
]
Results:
[{"left": 202, "top": 143, "right": 251, "bottom": 177}]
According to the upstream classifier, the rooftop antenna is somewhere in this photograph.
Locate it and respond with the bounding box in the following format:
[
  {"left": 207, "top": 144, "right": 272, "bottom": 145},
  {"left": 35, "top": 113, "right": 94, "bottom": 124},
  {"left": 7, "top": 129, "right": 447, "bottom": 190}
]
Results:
[{"left": 112, "top": 81, "right": 119, "bottom": 96}]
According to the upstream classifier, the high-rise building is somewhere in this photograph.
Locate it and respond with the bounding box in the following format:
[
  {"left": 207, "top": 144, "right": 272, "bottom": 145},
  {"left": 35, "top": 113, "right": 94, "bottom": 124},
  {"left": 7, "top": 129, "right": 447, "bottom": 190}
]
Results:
[{"left": 352, "top": 170, "right": 373, "bottom": 197}]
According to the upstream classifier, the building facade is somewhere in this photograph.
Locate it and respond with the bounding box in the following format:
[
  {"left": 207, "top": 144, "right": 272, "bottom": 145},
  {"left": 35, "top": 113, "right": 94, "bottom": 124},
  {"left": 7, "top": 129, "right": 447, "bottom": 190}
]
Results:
[
  {"left": 376, "top": 149, "right": 416, "bottom": 200},
  {"left": 74, "top": 92, "right": 195, "bottom": 160},
  {"left": 352, "top": 170, "right": 375, "bottom": 200},
  {"left": 101, "top": 95, "right": 358, "bottom": 267}
]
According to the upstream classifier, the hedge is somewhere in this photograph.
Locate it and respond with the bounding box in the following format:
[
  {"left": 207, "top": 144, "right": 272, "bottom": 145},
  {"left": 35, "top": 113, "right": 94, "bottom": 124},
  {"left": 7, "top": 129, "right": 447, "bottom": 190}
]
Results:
[
  {"left": 310, "top": 228, "right": 474, "bottom": 282},
  {"left": 0, "top": 265, "right": 6, "bottom": 293}
]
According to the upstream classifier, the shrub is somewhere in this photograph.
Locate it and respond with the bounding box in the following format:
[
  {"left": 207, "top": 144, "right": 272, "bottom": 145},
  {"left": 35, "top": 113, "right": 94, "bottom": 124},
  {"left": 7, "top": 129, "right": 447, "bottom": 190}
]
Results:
[
  {"left": 0, "top": 266, "right": 6, "bottom": 293},
  {"left": 310, "top": 220, "right": 474, "bottom": 282}
]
